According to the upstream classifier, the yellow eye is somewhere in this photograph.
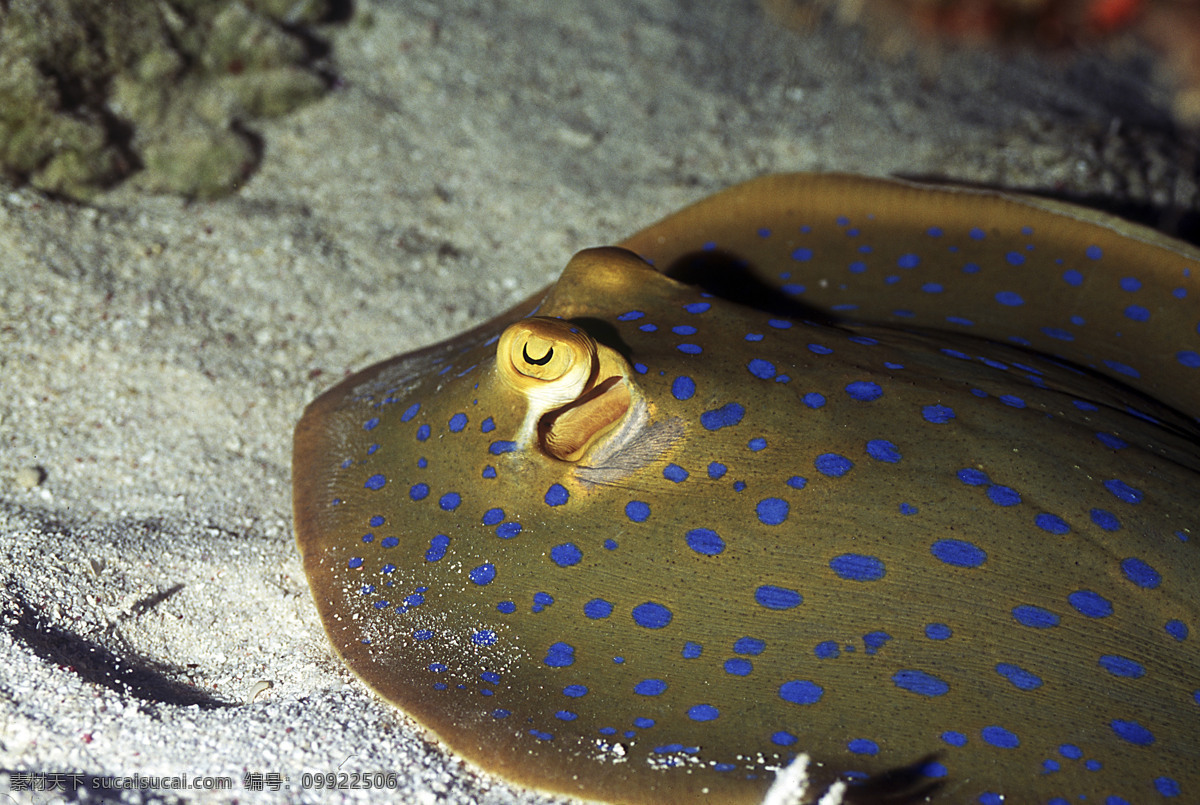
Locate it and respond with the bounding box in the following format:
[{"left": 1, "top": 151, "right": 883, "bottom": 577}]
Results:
[{"left": 498, "top": 318, "right": 596, "bottom": 397}]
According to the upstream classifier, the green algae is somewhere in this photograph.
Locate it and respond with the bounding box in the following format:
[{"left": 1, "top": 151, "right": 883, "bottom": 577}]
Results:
[{"left": 0, "top": 0, "right": 338, "bottom": 200}]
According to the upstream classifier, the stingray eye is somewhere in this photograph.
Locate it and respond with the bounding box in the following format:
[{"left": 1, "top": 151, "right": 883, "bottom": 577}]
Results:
[{"left": 499, "top": 319, "right": 593, "bottom": 387}]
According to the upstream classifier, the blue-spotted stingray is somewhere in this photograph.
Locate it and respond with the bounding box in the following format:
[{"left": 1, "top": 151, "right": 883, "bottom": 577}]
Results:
[{"left": 293, "top": 173, "right": 1200, "bottom": 804}]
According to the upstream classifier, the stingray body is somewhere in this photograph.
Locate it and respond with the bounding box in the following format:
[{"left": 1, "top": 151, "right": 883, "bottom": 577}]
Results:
[{"left": 293, "top": 174, "right": 1200, "bottom": 804}]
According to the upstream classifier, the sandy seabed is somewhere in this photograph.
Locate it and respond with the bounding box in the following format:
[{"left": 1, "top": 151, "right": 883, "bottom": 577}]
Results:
[{"left": 1, "top": 1, "right": 1196, "bottom": 803}]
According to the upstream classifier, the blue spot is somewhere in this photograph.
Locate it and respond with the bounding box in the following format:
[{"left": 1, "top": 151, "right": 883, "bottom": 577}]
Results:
[
  {"left": 756, "top": 497, "right": 789, "bottom": 525},
  {"left": 925, "top": 623, "right": 952, "bottom": 640},
  {"left": 368, "top": 515, "right": 385, "bottom": 527},
  {"left": 1166, "top": 620, "right": 1188, "bottom": 640},
  {"left": 734, "top": 637, "right": 766, "bottom": 655},
  {"left": 687, "top": 705, "right": 719, "bottom": 722},
  {"left": 1120, "top": 557, "right": 1160, "bottom": 588},
  {"left": 1062, "top": 269, "right": 1083, "bottom": 286},
  {"left": 981, "top": 726, "right": 1020, "bottom": 748},
  {"left": 677, "top": 343, "right": 702, "bottom": 354},
  {"left": 747, "top": 437, "right": 767, "bottom": 451},
  {"left": 634, "top": 679, "right": 667, "bottom": 696},
  {"left": 701, "top": 403, "right": 745, "bottom": 431},
  {"left": 489, "top": 440, "right": 517, "bottom": 454},
  {"left": 998, "top": 394, "right": 1025, "bottom": 409},
  {"left": 555, "top": 710, "right": 577, "bottom": 722},
  {"left": 584, "top": 599, "right": 613, "bottom": 619},
  {"left": 814, "top": 641, "right": 839, "bottom": 659},
  {"left": 424, "top": 534, "right": 450, "bottom": 562},
  {"left": 664, "top": 464, "right": 689, "bottom": 483},
  {"left": 1156, "top": 778, "right": 1181, "bottom": 797},
  {"left": 625, "top": 500, "right": 650, "bottom": 522},
  {"left": 400, "top": 402, "right": 420, "bottom": 421},
  {"left": 482, "top": 508, "right": 504, "bottom": 526},
  {"left": 532, "top": 592, "right": 554, "bottom": 612},
  {"left": 448, "top": 413, "right": 468, "bottom": 432},
  {"left": 1099, "top": 655, "right": 1145, "bottom": 678},
  {"left": 671, "top": 376, "right": 696, "bottom": 400},
  {"left": 747, "top": 359, "right": 776, "bottom": 379},
  {"left": 1104, "top": 479, "right": 1143, "bottom": 504},
  {"left": 866, "top": 439, "right": 901, "bottom": 462},
  {"left": 1119, "top": 276, "right": 1141, "bottom": 291},
  {"left": 632, "top": 602, "right": 673, "bottom": 629},
  {"left": 545, "top": 484, "right": 569, "bottom": 506},
  {"left": 792, "top": 247, "right": 813, "bottom": 261},
  {"left": 957, "top": 468, "right": 988, "bottom": 486},
  {"left": 380, "top": 536, "right": 401, "bottom": 549},
  {"left": 1012, "top": 605, "right": 1059, "bottom": 628},
  {"left": 672, "top": 325, "right": 697, "bottom": 336},
  {"left": 496, "top": 522, "right": 522, "bottom": 539},
  {"left": 830, "top": 553, "right": 885, "bottom": 581},
  {"left": 496, "top": 601, "right": 515, "bottom": 614},
  {"left": 707, "top": 462, "right": 727, "bottom": 480},
  {"left": 1110, "top": 719, "right": 1154, "bottom": 745},
  {"left": 893, "top": 669, "right": 949, "bottom": 697},
  {"left": 808, "top": 343, "right": 833, "bottom": 354},
  {"left": 682, "top": 642, "right": 702, "bottom": 659},
  {"left": 942, "top": 731, "right": 967, "bottom": 746},
  {"left": 347, "top": 557, "right": 363, "bottom": 569},
  {"left": 897, "top": 253, "right": 920, "bottom": 268},
  {"left": 1035, "top": 513, "right": 1071, "bottom": 534},
  {"left": 685, "top": 302, "right": 711, "bottom": 313},
  {"left": 482, "top": 466, "right": 497, "bottom": 478},
  {"left": 1068, "top": 590, "right": 1113, "bottom": 618},
  {"left": 543, "top": 642, "right": 575, "bottom": 667},
  {"left": 787, "top": 476, "right": 808, "bottom": 490},
  {"left": 755, "top": 585, "right": 802, "bottom": 610},
  {"left": 845, "top": 380, "right": 883, "bottom": 401},
  {"left": 1124, "top": 305, "right": 1150, "bottom": 322},
  {"left": 618, "top": 310, "right": 644, "bottom": 321},
  {"left": 686, "top": 528, "right": 725, "bottom": 556},
  {"left": 363, "top": 417, "right": 379, "bottom": 431},
  {"left": 768, "top": 319, "right": 792, "bottom": 329},
  {"left": 472, "top": 630, "right": 497, "bottom": 646},
  {"left": 439, "top": 492, "right": 461, "bottom": 511},
  {"left": 931, "top": 539, "right": 987, "bottom": 568},
  {"left": 986, "top": 485, "right": 1021, "bottom": 507},
  {"left": 1004, "top": 252, "right": 1025, "bottom": 266},
  {"left": 1103, "top": 359, "right": 1140, "bottom": 379},
  {"left": 815, "top": 453, "right": 853, "bottom": 477},
  {"left": 724, "top": 658, "right": 752, "bottom": 676},
  {"left": 1086, "top": 245, "right": 1103, "bottom": 260},
  {"left": 481, "top": 416, "right": 495, "bottom": 433},
  {"left": 1091, "top": 508, "right": 1121, "bottom": 531},
  {"left": 416, "top": 424, "right": 431, "bottom": 441},
  {"left": 364, "top": 474, "right": 386, "bottom": 490},
  {"left": 995, "top": 291, "right": 1024, "bottom": 306},
  {"left": 779, "top": 680, "right": 823, "bottom": 705},
  {"left": 412, "top": 628, "right": 433, "bottom": 640},
  {"left": 848, "top": 739, "right": 879, "bottom": 755},
  {"left": 559, "top": 685, "right": 588, "bottom": 700},
  {"left": 1042, "top": 327, "right": 1074, "bottom": 341},
  {"left": 923, "top": 404, "right": 955, "bottom": 423},
  {"left": 996, "top": 663, "right": 1043, "bottom": 690},
  {"left": 551, "top": 543, "right": 583, "bottom": 567},
  {"left": 771, "top": 731, "right": 797, "bottom": 747},
  {"left": 921, "top": 282, "right": 944, "bottom": 293},
  {"left": 529, "top": 729, "right": 553, "bottom": 741},
  {"left": 409, "top": 483, "right": 430, "bottom": 501},
  {"left": 802, "top": 392, "right": 826, "bottom": 408}
]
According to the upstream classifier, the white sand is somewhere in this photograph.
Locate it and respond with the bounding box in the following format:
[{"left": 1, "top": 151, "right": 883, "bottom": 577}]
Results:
[{"left": 1, "top": 1, "right": 1195, "bottom": 803}]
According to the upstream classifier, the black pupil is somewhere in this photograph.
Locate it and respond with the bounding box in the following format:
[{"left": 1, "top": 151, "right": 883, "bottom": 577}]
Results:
[{"left": 522, "top": 343, "right": 554, "bottom": 366}]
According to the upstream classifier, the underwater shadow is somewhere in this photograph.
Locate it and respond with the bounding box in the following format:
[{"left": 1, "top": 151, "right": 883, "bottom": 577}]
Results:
[{"left": 5, "top": 587, "right": 231, "bottom": 710}]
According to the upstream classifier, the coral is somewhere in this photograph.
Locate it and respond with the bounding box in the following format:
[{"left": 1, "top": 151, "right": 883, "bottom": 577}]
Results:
[{"left": 0, "top": 0, "right": 337, "bottom": 200}]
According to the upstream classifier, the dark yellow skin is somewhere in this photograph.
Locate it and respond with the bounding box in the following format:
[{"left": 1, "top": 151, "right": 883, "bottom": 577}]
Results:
[{"left": 294, "top": 175, "right": 1200, "bottom": 804}]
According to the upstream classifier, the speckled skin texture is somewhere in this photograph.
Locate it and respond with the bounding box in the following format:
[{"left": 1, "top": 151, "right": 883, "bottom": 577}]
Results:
[{"left": 294, "top": 174, "right": 1199, "bottom": 804}]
